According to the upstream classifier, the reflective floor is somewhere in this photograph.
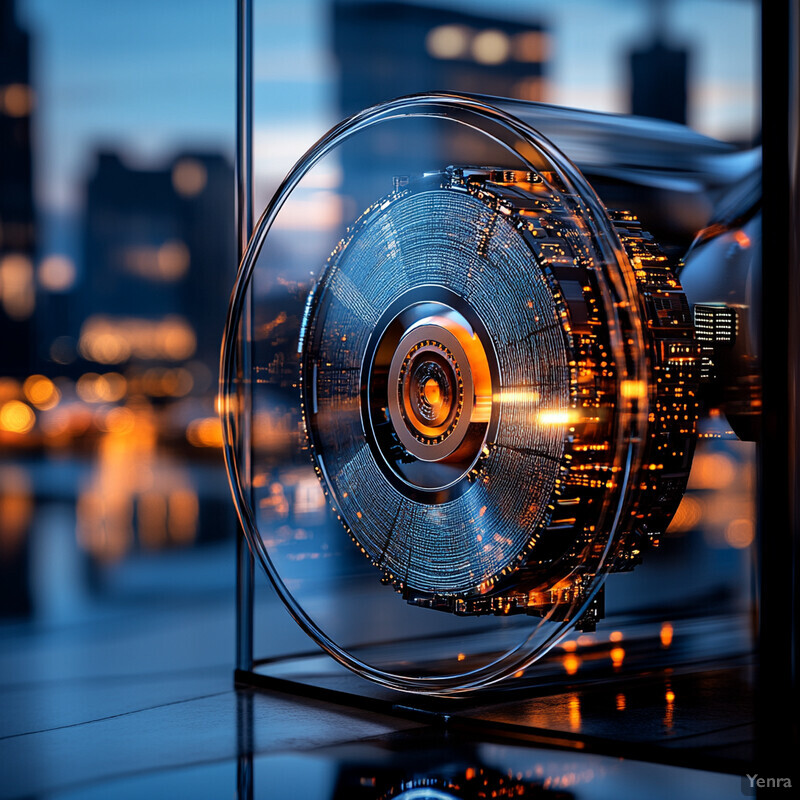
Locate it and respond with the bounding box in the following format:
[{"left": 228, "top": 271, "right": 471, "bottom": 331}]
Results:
[
  {"left": 0, "top": 538, "right": 752, "bottom": 800},
  {"left": 48, "top": 731, "right": 744, "bottom": 800},
  {"left": 1, "top": 700, "right": 744, "bottom": 800}
]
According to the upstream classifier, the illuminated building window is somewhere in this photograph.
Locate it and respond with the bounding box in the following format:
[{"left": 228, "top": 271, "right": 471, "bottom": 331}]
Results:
[
  {"left": 37, "top": 255, "right": 76, "bottom": 292},
  {"left": 513, "top": 30, "right": 550, "bottom": 63},
  {"left": 426, "top": 25, "right": 470, "bottom": 60},
  {"left": 1, "top": 83, "right": 35, "bottom": 117},
  {"left": 172, "top": 158, "right": 207, "bottom": 197},
  {"left": 471, "top": 29, "right": 510, "bottom": 65},
  {"left": 0, "top": 254, "right": 35, "bottom": 319}
]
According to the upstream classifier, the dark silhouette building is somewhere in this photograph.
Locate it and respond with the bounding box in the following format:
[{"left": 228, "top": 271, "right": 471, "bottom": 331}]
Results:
[
  {"left": 629, "top": 40, "right": 689, "bottom": 125},
  {"left": 333, "top": 0, "right": 548, "bottom": 115},
  {"left": 628, "top": 1, "right": 689, "bottom": 125},
  {"left": 331, "top": 1, "right": 550, "bottom": 209},
  {"left": 0, "top": 0, "right": 35, "bottom": 379},
  {"left": 80, "top": 151, "right": 235, "bottom": 372},
  {"left": 0, "top": 0, "right": 35, "bottom": 618}
]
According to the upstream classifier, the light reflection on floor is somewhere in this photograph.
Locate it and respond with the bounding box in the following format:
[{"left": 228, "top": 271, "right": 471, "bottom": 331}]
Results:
[{"left": 46, "top": 733, "right": 741, "bottom": 800}]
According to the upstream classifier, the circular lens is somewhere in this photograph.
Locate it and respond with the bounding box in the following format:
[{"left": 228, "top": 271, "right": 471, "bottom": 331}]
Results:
[{"left": 221, "top": 94, "right": 652, "bottom": 694}]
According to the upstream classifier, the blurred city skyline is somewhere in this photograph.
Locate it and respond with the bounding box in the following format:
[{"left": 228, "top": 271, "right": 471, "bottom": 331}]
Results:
[{"left": 21, "top": 0, "right": 759, "bottom": 221}]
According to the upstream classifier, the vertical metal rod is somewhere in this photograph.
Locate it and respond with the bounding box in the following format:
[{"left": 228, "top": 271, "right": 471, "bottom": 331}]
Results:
[
  {"left": 235, "top": 0, "right": 255, "bottom": 675},
  {"left": 236, "top": 690, "right": 254, "bottom": 800},
  {"left": 757, "top": 0, "right": 799, "bottom": 784}
]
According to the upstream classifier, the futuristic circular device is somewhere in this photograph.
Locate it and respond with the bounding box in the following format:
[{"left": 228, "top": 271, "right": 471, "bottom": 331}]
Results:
[
  {"left": 221, "top": 94, "right": 724, "bottom": 694},
  {"left": 299, "top": 165, "right": 697, "bottom": 620}
]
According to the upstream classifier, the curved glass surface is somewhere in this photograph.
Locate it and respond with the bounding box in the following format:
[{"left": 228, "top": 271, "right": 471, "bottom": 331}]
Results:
[{"left": 220, "top": 93, "right": 650, "bottom": 694}]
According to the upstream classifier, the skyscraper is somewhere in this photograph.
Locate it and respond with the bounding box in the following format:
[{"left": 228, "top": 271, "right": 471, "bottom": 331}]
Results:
[
  {"left": 0, "top": 0, "right": 36, "bottom": 379},
  {"left": 628, "top": 0, "right": 689, "bottom": 125},
  {"left": 80, "top": 151, "right": 235, "bottom": 373},
  {"left": 331, "top": 1, "right": 550, "bottom": 210},
  {"left": 333, "top": 1, "right": 549, "bottom": 115}
]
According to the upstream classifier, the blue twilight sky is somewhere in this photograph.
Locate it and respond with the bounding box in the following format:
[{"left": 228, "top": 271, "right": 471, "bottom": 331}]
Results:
[{"left": 20, "top": 0, "right": 759, "bottom": 215}]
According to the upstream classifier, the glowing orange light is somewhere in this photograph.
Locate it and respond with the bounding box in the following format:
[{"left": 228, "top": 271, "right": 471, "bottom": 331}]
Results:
[
  {"left": 168, "top": 489, "right": 199, "bottom": 544},
  {"left": 734, "top": 230, "right": 750, "bottom": 248},
  {"left": 79, "top": 315, "right": 196, "bottom": 363},
  {"left": 610, "top": 647, "right": 625, "bottom": 667},
  {"left": 667, "top": 495, "right": 703, "bottom": 534},
  {"left": 609, "top": 631, "right": 623, "bottom": 643},
  {"left": 259, "top": 311, "right": 288, "bottom": 340},
  {"left": 495, "top": 388, "right": 540, "bottom": 404},
  {"left": 77, "top": 403, "right": 197, "bottom": 562},
  {"left": 187, "top": 417, "right": 224, "bottom": 448},
  {"left": 0, "top": 401, "right": 35, "bottom": 434},
  {"left": 0, "top": 254, "right": 35, "bottom": 320},
  {"left": 537, "top": 409, "right": 574, "bottom": 426},
  {"left": 2, "top": 84, "right": 35, "bottom": 116},
  {"left": 666, "top": 690, "right": 676, "bottom": 703},
  {"left": 563, "top": 654, "right": 580, "bottom": 675},
  {"left": 0, "top": 378, "right": 21, "bottom": 403},
  {"left": 725, "top": 518, "right": 755, "bottom": 549},
  {"left": 172, "top": 158, "right": 207, "bottom": 197},
  {"left": 422, "top": 378, "right": 441, "bottom": 405},
  {"left": 568, "top": 695, "right": 581, "bottom": 731},
  {"left": 620, "top": 380, "right": 647, "bottom": 399},
  {"left": 513, "top": 30, "right": 550, "bottom": 63},
  {"left": 76, "top": 372, "right": 127, "bottom": 403},
  {"left": 102, "top": 407, "right": 136, "bottom": 435},
  {"left": 660, "top": 622, "right": 674, "bottom": 647},
  {"left": 23, "top": 375, "right": 60, "bottom": 410},
  {"left": 689, "top": 452, "right": 736, "bottom": 490},
  {"left": 38, "top": 255, "right": 76, "bottom": 292},
  {"left": 0, "top": 466, "right": 33, "bottom": 554}
]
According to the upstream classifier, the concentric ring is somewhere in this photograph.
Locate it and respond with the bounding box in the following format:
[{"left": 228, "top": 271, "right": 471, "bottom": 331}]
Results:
[{"left": 300, "top": 186, "right": 572, "bottom": 596}]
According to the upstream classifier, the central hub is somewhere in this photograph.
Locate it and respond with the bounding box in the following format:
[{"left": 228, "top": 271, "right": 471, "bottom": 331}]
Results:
[
  {"left": 363, "top": 294, "right": 496, "bottom": 494},
  {"left": 400, "top": 341, "right": 460, "bottom": 437},
  {"left": 422, "top": 375, "right": 442, "bottom": 407},
  {"left": 390, "top": 332, "right": 468, "bottom": 458}
]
